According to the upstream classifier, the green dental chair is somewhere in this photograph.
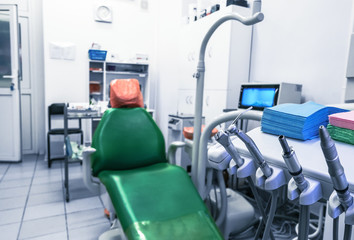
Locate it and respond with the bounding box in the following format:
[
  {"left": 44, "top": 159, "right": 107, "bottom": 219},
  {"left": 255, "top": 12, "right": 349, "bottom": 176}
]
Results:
[{"left": 83, "top": 107, "right": 223, "bottom": 240}]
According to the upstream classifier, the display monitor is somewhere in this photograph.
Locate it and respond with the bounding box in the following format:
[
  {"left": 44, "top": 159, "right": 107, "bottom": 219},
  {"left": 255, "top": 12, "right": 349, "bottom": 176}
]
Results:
[{"left": 238, "top": 84, "right": 279, "bottom": 111}]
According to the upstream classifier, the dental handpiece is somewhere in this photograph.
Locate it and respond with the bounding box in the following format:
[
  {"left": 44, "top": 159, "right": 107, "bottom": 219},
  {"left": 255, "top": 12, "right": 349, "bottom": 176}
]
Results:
[
  {"left": 319, "top": 126, "right": 353, "bottom": 210},
  {"left": 279, "top": 135, "right": 308, "bottom": 192},
  {"left": 215, "top": 131, "right": 244, "bottom": 167},
  {"left": 228, "top": 124, "right": 272, "bottom": 178}
]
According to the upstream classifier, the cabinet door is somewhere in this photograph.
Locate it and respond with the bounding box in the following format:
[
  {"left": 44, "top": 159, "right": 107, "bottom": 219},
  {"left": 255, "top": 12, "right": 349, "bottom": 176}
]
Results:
[
  {"left": 177, "top": 89, "right": 195, "bottom": 116},
  {"left": 178, "top": 24, "right": 199, "bottom": 90},
  {"left": 203, "top": 90, "right": 228, "bottom": 124}
]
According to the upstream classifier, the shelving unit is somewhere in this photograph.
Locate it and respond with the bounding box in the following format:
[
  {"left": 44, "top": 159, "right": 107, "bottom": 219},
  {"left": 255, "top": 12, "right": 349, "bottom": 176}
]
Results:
[
  {"left": 88, "top": 61, "right": 150, "bottom": 107},
  {"left": 89, "top": 61, "right": 105, "bottom": 103}
]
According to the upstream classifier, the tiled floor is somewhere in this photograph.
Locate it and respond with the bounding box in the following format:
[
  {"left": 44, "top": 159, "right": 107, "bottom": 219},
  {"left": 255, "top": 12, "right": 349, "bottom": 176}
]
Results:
[{"left": 0, "top": 154, "right": 111, "bottom": 240}]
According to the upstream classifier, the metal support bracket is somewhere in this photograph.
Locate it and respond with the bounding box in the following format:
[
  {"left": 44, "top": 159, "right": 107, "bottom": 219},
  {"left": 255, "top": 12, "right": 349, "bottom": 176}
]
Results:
[
  {"left": 328, "top": 191, "right": 354, "bottom": 225},
  {"left": 255, "top": 166, "right": 287, "bottom": 191},
  {"left": 237, "top": 157, "right": 256, "bottom": 178},
  {"left": 288, "top": 177, "right": 323, "bottom": 205}
]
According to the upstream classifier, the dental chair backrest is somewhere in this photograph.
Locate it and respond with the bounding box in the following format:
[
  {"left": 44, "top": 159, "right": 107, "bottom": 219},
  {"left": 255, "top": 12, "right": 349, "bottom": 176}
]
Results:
[
  {"left": 90, "top": 108, "right": 167, "bottom": 177},
  {"left": 90, "top": 78, "right": 166, "bottom": 177}
]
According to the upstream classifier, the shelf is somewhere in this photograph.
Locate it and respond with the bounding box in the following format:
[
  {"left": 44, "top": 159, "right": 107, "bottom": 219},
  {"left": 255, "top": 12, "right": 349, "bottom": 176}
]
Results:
[
  {"left": 106, "top": 71, "right": 147, "bottom": 77},
  {"left": 90, "top": 92, "right": 102, "bottom": 95},
  {"left": 89, "top": 81, "right": 102, "bottom": 84},
  {"left": 90, "top": 70, "right": 103, "bottom": 73}
]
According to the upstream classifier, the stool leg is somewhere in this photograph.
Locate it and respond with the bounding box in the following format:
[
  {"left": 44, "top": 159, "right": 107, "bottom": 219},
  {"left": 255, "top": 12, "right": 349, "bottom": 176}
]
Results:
[
  {"left": 80, "top": 131, "right": 83, "bottom": 145},
  {"left": 47, "top": 134, "right": 51, "bottom": 168}
]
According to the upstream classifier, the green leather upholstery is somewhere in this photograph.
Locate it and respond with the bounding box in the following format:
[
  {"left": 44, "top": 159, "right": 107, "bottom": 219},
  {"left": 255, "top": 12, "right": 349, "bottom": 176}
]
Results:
[
  {"left": 91, "top": 108, "right": 223, "bottom": 240},
  {"left": 91, "top": 108, "right": 166, "bottom": 176}
]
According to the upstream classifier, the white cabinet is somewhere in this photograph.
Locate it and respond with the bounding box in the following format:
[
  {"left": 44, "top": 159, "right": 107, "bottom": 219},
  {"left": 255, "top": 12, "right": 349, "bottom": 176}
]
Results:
[{"left": 177, "top": 5, "right": 252, "bottom": 123}]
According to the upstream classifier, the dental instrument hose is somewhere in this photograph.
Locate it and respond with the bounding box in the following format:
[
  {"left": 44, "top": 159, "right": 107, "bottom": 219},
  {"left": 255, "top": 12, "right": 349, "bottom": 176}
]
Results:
[
  {"left": 344, "top": 224, "right": 352, "bottom": 240},
  {"left": 262, "top": 189, "right": 278, "bottom": 240},
  {"left": 228, "top": 125, "right": 273, "bottom": 178},
  {"left": 278, "top": 135, "right": 309, "bottom": 240},
  {"left": 319, "top": 126, "right": 353, "bottom": 240},
  {"left": 215, "top": 131, "right": 274, "bottom": 240},
  {"left": 227, "top": 119, "right": 278, "bottom": 240}
]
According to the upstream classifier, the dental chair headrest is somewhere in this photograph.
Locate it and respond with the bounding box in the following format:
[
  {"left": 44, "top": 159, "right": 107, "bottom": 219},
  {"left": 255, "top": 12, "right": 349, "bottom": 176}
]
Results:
[{"left": 110, "top": 79, "right": 144, "bottom": 108}]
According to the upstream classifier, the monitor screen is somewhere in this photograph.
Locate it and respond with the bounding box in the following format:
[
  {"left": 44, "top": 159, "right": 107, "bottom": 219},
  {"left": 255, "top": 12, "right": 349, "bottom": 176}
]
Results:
[{"left": 238, "top": 84, "right": 279, "bottom": 111}]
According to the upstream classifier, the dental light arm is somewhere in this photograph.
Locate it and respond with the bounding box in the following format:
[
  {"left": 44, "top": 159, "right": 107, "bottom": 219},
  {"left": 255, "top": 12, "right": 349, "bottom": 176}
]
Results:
[
  {"left": 319, "top": 126, "right": 353, "bottom": 210},
  {"left": 192, "top": 1, "right": 264, "bottom": 185},
  {"left": 252, "top": 0, "right": 262, "bottom": 15},
  {"left": 279, "top": 135, "right": 308, "bottom": 192}
]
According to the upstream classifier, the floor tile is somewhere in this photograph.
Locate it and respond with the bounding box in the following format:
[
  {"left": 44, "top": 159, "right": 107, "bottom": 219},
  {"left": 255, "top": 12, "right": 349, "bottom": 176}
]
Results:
[
  {"left": 0, "top": 207, "right": 24, "bottom": 225},
  {"left": 30, "top": 181, "right": 63, "bottom": 194},
  {"left": 31, "top": 174, "right": 62, "bottom": 185},
  {"left": 0, "top": 222, "right": 21, "bottom": 239},
  {"left": 66, "top": 207, "right": 109, "bottom": 230},
  {"left": 0, "top": 177, "right": 32, "bottom": 189},
  {"left": 0, "top": 185, "right": 30, "bottom": 199},
  {"left": 1, "top": 171, "right": 34, "bottom": 181},
  {"left": 23, "top": 201, "right": 65, "bottom": 221},
  {"left": 23, "top": 154, "right": 38, "bottom": 160},
  {"left": 65, "top": 177, "right": 98, "bottom": 200},
  {"left": 0, "top": 164, "right": 10, "bottom": 173},
  {"left": 35, "top": 168, "right": 62, "bottom": 178},
  {"left": 65, "top": 196, "right": 103, "bottom": 214},
  {"left": 27, "top": 191, "right": 64, "bottom": 207},
  {"left": 19, "top": 215, "right": 66, "bottom": 239},
  {"left": 21, "top": 231, "right": 68, "bottom": 240},
  {"left": 0, "top": 196, "right": 27, "bottom": 211},
  {"left": 68, "top": 221, "right": 111, "bottom": 240}
]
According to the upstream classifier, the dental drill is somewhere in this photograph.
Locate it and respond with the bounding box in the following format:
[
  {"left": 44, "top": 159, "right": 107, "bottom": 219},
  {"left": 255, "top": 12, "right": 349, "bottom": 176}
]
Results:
[
  {"left": 214, "top": 129, "right": 275, "bottom": 240},
  {"left": 319, "top": 126, "right": 354, "bottom": 240},
  {"left": 279, "top": 135, "right": 323, "bottom": 240},
  {"left": 225, "top": 109, "right": 287, "bottom": 240}
]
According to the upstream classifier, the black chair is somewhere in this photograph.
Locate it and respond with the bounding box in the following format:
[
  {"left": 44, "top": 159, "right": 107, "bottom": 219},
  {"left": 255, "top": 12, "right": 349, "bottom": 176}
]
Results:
[{"left": 47, "top": 103, "right": 83, "bottom": 168}]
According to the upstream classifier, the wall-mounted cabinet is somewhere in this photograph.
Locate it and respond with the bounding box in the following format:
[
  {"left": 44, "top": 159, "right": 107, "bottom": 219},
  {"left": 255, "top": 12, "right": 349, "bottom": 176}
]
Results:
[{"left": 89, "top": 61, "right": 150, "bottom": 107}]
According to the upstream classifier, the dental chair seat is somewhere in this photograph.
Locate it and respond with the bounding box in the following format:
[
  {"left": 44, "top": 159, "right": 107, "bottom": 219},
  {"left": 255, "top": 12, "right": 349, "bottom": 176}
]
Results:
[
  {"left": 99, "top": 163, "right": 221, "bottom": 239},
  {"left": 90, "top": 108, "right": 223, "bottom": 240}
]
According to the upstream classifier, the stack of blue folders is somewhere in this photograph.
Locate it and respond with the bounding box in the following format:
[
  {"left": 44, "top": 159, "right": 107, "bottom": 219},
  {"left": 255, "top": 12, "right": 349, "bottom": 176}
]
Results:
[{"left": 261, "top": 101, "right": 347, "bottom": 140}]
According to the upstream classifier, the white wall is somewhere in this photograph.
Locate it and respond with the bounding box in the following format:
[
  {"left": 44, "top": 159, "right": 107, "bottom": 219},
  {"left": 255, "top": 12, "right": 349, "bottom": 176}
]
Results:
[
  {"left": 42, "top": 0, "right": 156, "bottom": 105},
  {"left": 41, "top": 0, "right": 354, "bottom": 150},
  {"left": 42, "top": 0, "right": 181, "bottom": 146},
  {"left": 250, "top": 0, "right": 354, "bottom": 104},
  {"left": 152, "top": 0, "right": 181, "bottom": 144}
]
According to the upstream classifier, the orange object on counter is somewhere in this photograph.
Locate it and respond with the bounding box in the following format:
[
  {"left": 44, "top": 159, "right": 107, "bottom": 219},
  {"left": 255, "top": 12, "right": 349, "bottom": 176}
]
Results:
[
  {"left": 110, "top": 79, "right": 144, "bottom": 108},
  {"left": 183, "top": 125, "right": 218, "bottom": 140}
]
